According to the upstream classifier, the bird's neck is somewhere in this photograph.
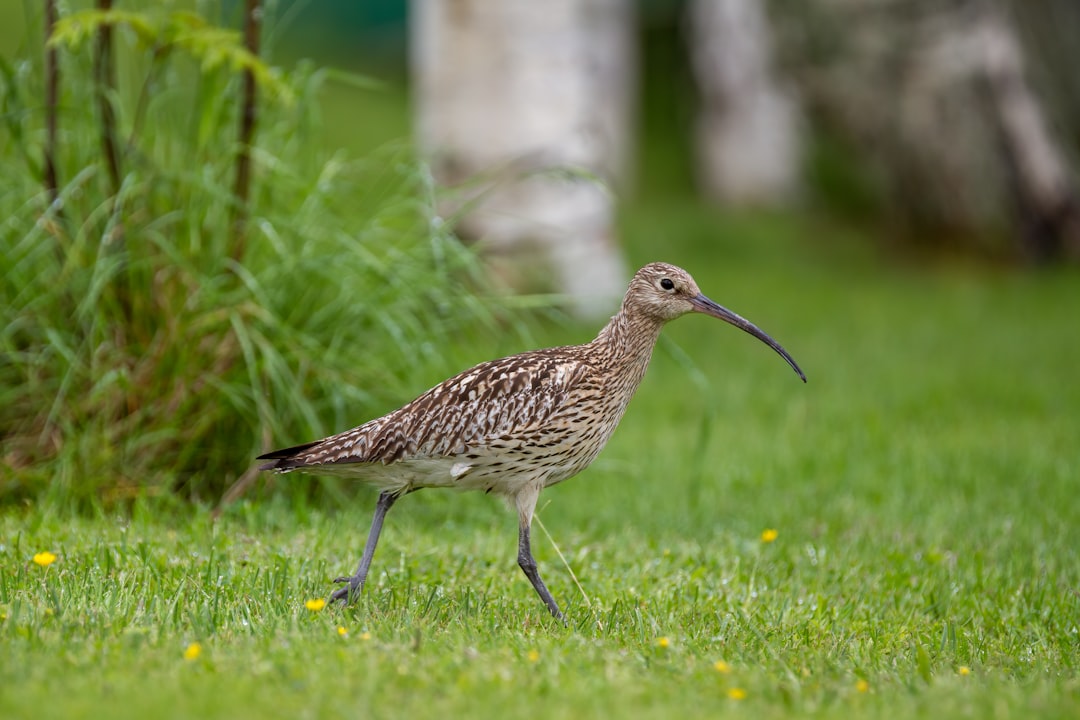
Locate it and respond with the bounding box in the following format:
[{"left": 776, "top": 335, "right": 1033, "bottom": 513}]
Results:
[{"left": 591, "top": 308, "right": 665, "bottom": 371}]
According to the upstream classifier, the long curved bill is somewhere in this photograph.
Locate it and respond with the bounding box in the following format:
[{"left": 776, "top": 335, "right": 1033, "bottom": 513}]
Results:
[{"left": 691, "top": 294, "right": 806, "bottom": 382}]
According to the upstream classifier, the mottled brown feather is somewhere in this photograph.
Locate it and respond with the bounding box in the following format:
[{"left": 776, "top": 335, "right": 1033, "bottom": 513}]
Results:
[{"left": 311, "top": 349, "right": 590, "bottom": 465}]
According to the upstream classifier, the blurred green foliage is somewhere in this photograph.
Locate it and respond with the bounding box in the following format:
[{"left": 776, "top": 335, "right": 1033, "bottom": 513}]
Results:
[{"left": 0, "top": 2, "right": 507, "bottom": 507}]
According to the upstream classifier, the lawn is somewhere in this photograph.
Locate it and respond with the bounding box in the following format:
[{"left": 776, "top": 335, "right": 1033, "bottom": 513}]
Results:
[{"left": 3, "top": 205, "right": 1078, "bottom": 719}]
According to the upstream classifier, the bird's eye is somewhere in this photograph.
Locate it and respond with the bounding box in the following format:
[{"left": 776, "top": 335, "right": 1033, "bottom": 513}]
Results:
[{"left": 660, "top": 278, "right": 675, "bottom": 291}]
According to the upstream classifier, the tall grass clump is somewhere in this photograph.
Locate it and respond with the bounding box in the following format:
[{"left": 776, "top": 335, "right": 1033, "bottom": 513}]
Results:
[{"left": 0, "top": 4, "right": 499, "bottom": 507}]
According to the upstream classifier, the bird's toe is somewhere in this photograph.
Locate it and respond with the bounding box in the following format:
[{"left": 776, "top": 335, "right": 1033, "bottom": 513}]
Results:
[{"left": 329, "top": 576, "right": 362, "bottom": 604}]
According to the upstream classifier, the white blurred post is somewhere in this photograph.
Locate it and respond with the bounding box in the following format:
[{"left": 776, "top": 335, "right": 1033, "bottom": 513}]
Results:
[
  {"left": 411, "top": 0, "right": 633, "bottom": 319},
  {"left": 688, "top": 0, "right": 801, "bottom": 206}
]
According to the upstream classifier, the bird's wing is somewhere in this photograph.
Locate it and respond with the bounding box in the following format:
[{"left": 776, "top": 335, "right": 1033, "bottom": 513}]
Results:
[{"left": 266, "top": 348, "right": 591, "bottom": 469}]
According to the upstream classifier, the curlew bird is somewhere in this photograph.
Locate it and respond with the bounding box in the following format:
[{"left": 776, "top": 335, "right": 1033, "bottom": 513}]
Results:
[{"left": 258, "top": 262, "right": 805, "bottom": 620}]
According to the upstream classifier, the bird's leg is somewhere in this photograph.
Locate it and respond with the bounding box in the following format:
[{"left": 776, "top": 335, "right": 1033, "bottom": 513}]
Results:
[
  {"left": 330, "top": 490, "right": 400, "bottom": 604},
  {"left": 518, "top": 521, "right": 564, "bottom": 621},
  {"left": 513, "top": 484, "right": 564, "bottom": 621}
]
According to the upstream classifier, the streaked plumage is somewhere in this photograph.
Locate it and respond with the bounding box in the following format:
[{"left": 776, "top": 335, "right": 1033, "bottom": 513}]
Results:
[{"left": 258, "top": 262, "right": 805, "bottom": 619}]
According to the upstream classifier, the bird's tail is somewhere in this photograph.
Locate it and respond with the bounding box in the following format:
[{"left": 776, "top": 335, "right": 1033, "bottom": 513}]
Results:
[{"left": 256, "top": 441, "right": 321, "bottom": 472}]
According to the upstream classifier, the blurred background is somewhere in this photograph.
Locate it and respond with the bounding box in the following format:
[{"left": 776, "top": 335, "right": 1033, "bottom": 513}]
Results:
[
  {"left": 8, "top": 0, "right": 1077, "bottom": 310},
  {"left": 231, "top": 0, "right": 1073, "bottom": 286},
  {"left": 1, "top": 0, "right": 1078, "bottom": 507},
  {"left": 261, "top": 1, "right": 1077, "bottom": 310}
]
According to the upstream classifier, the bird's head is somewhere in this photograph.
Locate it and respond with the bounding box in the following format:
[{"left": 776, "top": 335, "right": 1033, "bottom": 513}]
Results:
[
  {"left": 625, "top": 262, "right": 704, "bottom": 322},
  {"left": 625, "top": 262, "right": 806, "bottom": 382}
]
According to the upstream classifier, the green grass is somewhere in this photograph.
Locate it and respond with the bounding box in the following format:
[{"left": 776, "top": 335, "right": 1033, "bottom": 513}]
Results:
[{"left": 3, "top": 205, "right": 1079, "bottom": 718}]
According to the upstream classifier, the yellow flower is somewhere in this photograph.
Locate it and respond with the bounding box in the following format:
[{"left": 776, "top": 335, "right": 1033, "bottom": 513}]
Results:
[
  {"left": 33, "top": 551, "right": 57, "bottom": 567},
  {"left": 183, "top": 642, "right": 202, "bottom": 661},
  {"left": 337, "top": 626, "right": 348, "bottom": 637},
  {"left": 527, "top": 649, "right": 540, "bottom": 663},
  {"left": 727, "top": 688, "right": 747, "bottom": 700},
  {"left": 958, "top": 666, "right": 971, "bottom": 676},
  {"left": 656, "top": 636, "right": 671, "bottom": 649},
  {"left": 856, "top": 679, "right": 870, "bottom": 693},
  {"left": 305, "top": 598, "right": 326, "bottom": 612},
  {"left": 359, "top": 631, "right": 372, "bottom": 641},
  {"left": 760, "top": 529, "right": 778, "bottom": 543},
  {"left": 713, "top": 660, "right": 731, "bottom": 674}
]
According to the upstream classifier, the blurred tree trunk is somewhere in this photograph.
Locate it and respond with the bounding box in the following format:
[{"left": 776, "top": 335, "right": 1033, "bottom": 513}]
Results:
[
  {"left": 771, "top": 0, "right": 1079, "bottom": 260},
  {"left": 688, "top": 0, "right": 802, "bottom": 206},
  {"left": 411, "top": 0, "right": 632, "bottom": 319},
  {"left": 975, "top": 9, "right": 1080, "bottom": 261}
]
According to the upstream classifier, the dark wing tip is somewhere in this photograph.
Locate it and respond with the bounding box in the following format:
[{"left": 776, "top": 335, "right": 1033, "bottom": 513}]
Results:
[{"left": 256, "top": 440, "right": 321, "bottom": 471}]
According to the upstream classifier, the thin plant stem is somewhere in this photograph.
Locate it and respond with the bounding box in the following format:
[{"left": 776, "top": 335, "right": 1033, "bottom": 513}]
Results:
[
  {"left": 93, "top": 0, "right": 131, "bottom": 323},
  {"left": 533, "top": 509, "right": 592, "bottom": 609},
  {"left": 43, "top": 0, "right": 60, "bottom": 206},
  {"left": 95, "top": 0, "right": 121, "bottom": 196},
  {"left": 231, "top": 0, "right": 261, "bottom": 261}
]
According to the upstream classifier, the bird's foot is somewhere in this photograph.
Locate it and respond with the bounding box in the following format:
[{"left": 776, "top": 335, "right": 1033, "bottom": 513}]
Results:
[{"left": 329, "top": 575, "right": 363, "bottom": 604}]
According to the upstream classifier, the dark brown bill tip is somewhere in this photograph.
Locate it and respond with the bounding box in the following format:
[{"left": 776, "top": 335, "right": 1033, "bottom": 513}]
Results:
[{"left": 690, "top": 294, "right": 806, "bottom": 382}]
